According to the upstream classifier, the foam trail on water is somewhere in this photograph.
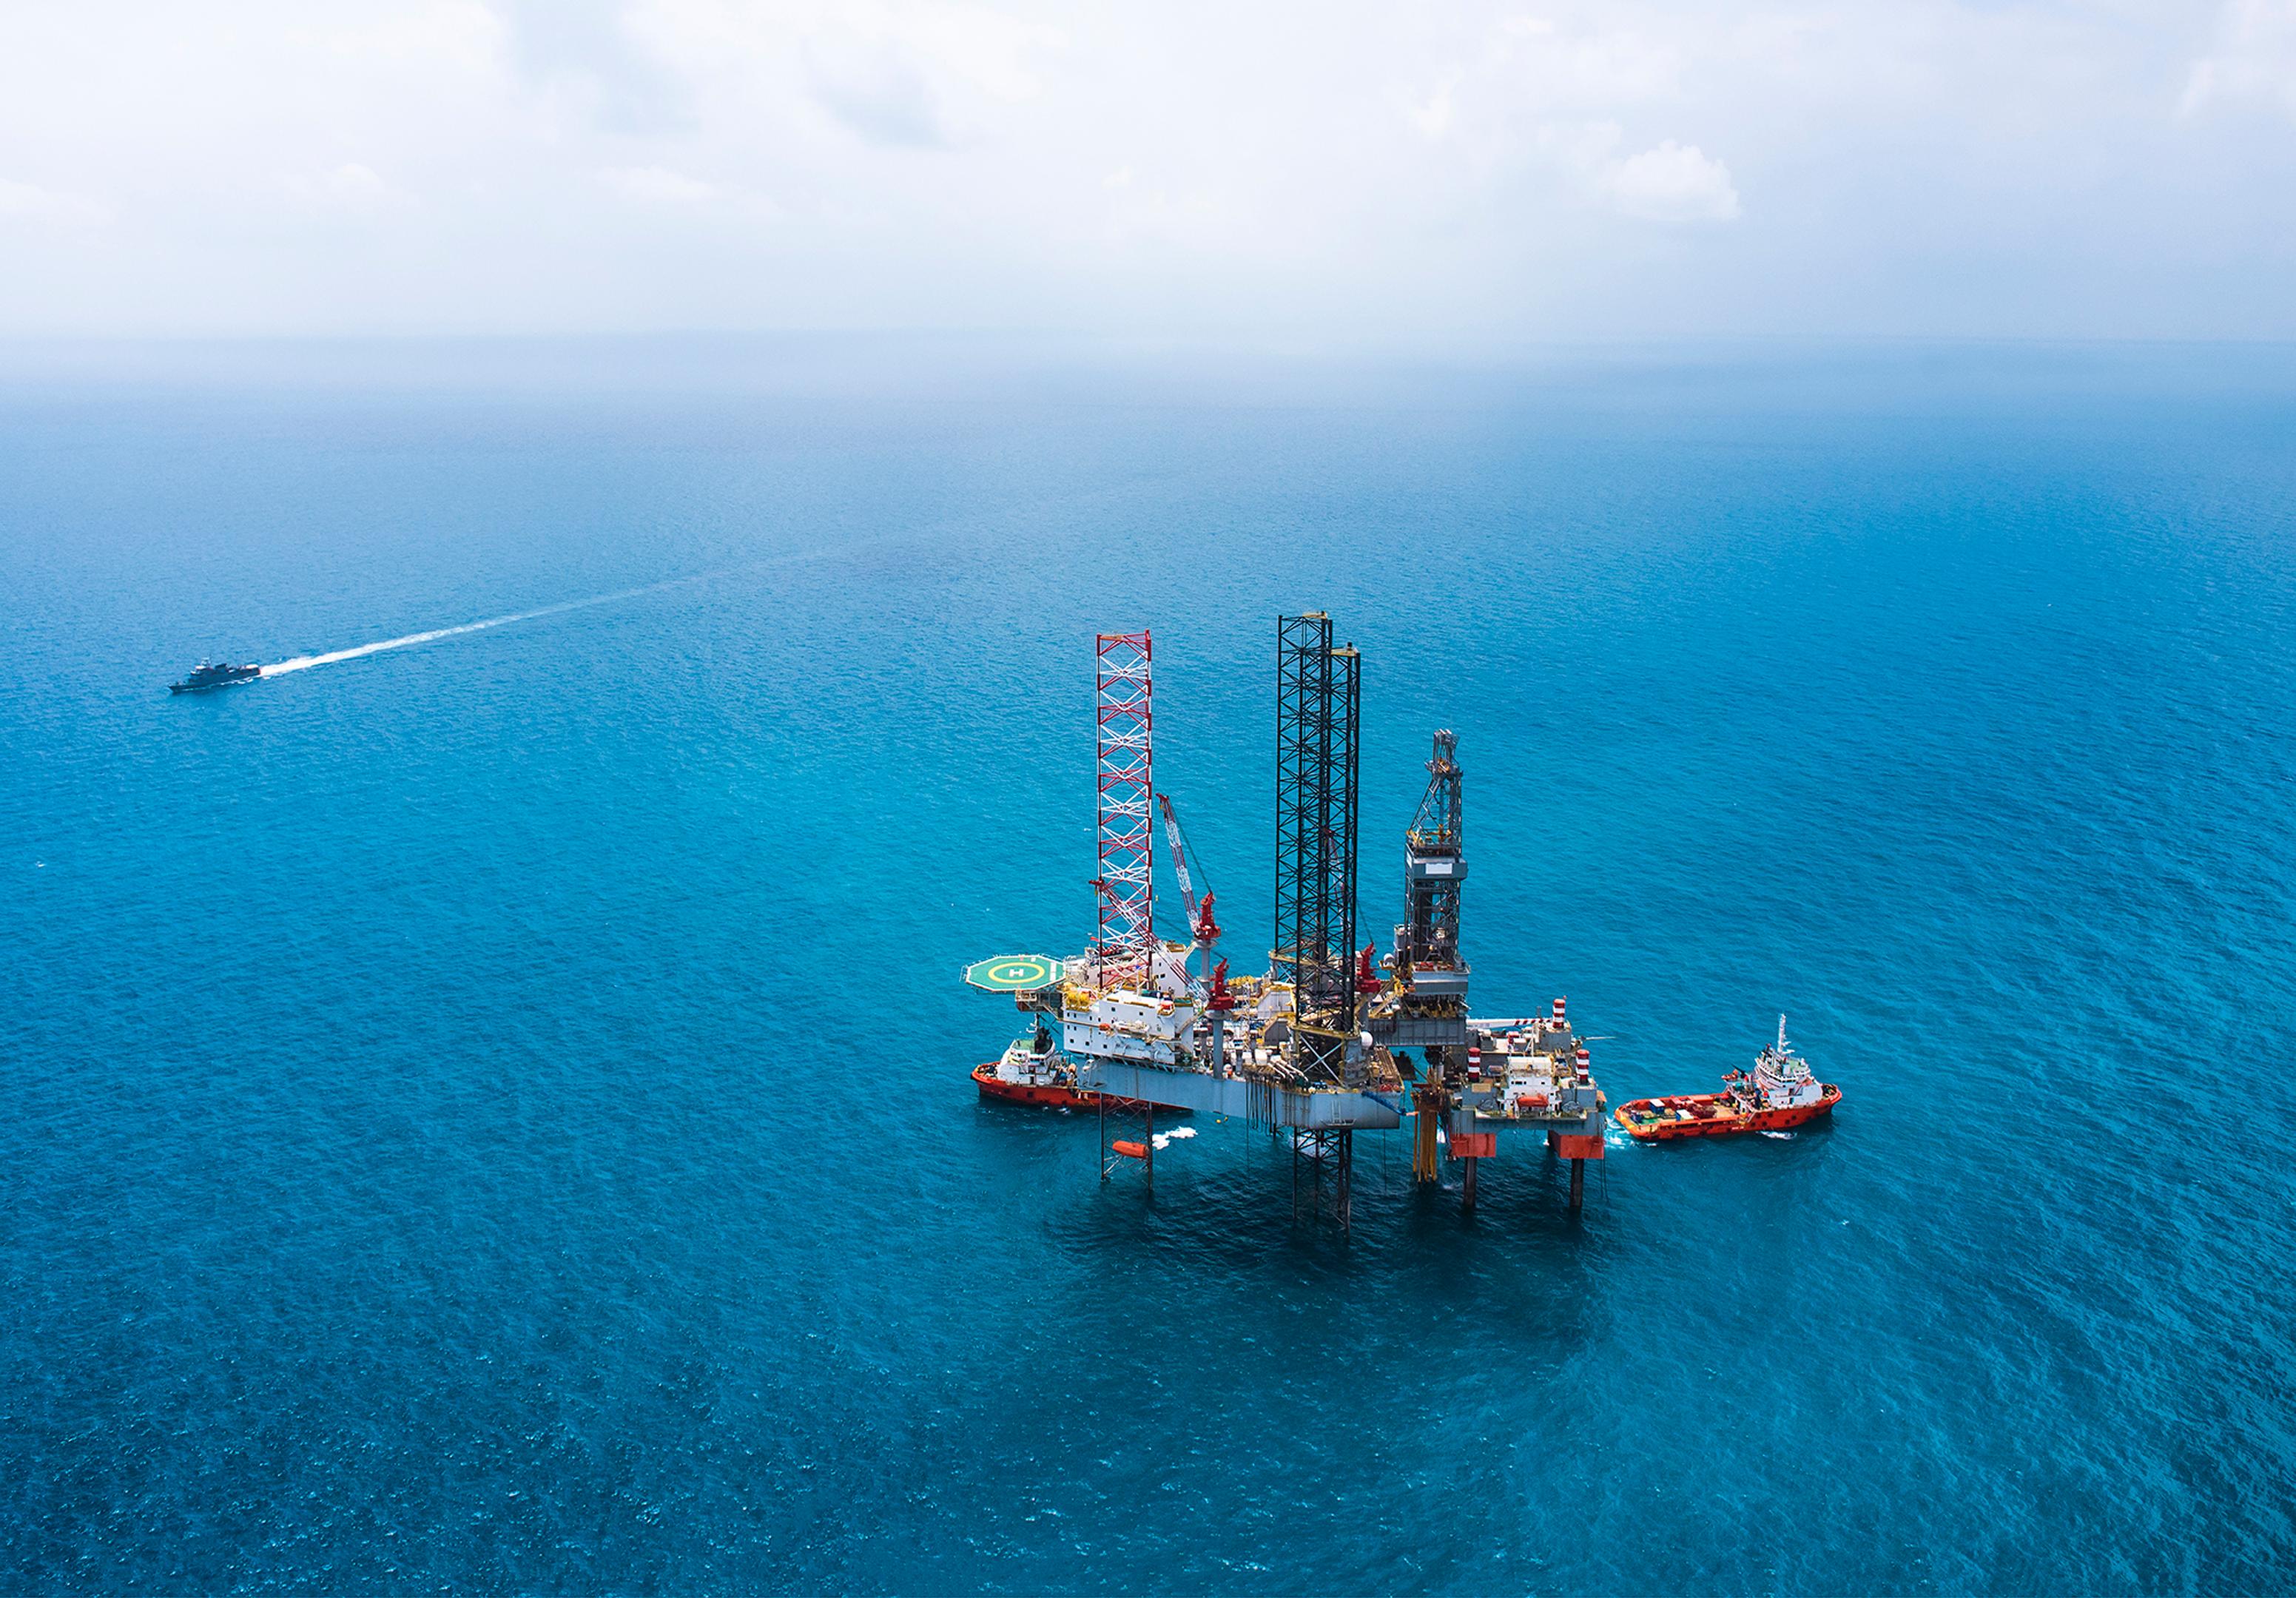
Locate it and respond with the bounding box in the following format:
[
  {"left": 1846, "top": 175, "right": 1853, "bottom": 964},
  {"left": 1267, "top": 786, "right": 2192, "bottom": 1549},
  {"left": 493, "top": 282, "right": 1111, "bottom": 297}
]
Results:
[
  {"left": 257, "top": 533, "right": 898, "bottom": 681},
  {"left": 260, "top": 577, "right": 691, "bottom": 678}
]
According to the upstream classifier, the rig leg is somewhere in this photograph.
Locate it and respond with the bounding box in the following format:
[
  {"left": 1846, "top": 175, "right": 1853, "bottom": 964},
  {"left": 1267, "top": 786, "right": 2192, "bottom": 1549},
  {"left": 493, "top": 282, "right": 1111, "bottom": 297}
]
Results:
[
  {"left": 1461, "top": 1156, "right": 1478, "bottom": 1215},
  {"left": 1569, "top": 1157, "right": 1585, "bottom": 1212},
  {"left": 1336, "top": 1130, "right": 1353, "bottom": 1230},
  {"left": 1411, "top": 1090, "right": 1441, "bottom": 1183},
  {"left": 1098, "top": 1092, "right": 1108, "bottom": 1184},
  {"left": 1145, "top": 1103, "right": 1155, "bottom": 1187}
]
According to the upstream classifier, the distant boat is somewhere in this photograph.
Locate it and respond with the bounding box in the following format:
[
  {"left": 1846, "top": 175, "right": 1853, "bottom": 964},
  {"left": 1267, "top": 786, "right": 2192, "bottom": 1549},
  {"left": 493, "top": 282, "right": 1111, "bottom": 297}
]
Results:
[{"left": 168, "top": 660, "right": 261, "bottom": 695}]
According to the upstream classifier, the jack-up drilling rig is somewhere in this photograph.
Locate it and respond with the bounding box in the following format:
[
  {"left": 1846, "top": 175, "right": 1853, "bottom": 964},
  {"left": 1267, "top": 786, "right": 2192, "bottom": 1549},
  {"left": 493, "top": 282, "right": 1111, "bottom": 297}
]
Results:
[{"left": 968, "top": 618, "right": 1608, "bottom": 1226}]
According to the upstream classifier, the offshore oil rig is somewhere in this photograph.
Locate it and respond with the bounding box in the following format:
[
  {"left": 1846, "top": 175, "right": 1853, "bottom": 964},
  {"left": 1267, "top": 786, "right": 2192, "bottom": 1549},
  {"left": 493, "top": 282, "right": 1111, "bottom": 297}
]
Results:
[{"left": 965, "top": 616, "right": 1606, "bottom": 1226}]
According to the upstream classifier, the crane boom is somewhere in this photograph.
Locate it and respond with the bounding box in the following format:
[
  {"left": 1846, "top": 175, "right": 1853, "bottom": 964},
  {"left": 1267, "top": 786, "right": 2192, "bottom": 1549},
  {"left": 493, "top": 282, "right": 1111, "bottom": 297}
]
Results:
[
  {"left": 1156, "top": 791, "right": 1222, "bottom": 953},
  {"left": 1157, "top": 792, "right": 1199, "bottom": 924}
]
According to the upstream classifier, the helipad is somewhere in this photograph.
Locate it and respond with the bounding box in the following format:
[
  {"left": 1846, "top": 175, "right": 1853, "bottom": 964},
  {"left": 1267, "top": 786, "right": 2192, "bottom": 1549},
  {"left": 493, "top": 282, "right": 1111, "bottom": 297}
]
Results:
[{"left": 963, "top": 954, "right": 1065, "bottom": 991}]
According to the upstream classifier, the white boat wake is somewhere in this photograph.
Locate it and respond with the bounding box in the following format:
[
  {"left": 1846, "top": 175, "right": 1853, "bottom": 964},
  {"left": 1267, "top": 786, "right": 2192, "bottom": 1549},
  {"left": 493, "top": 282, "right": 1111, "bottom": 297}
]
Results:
[{"left": 259, "top": 576, "right": 693, "bottom": 678}]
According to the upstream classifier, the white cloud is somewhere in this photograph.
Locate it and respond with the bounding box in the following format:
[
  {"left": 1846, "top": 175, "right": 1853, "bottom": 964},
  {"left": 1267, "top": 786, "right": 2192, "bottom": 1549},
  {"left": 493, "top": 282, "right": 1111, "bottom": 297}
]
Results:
[
  {"left": 317, "top": 0, "right": 505, "bottom": 73},
  {"left": 600, "top": 163, "right": 717, "bottom": 204},
  {"left": 2181, "top": 1, "right": 2296, "bottom": 118},
  {"left": 805, "top": 41, "right": 949, "bottom": 148},
  {"left": 327, "top": 163, "right": 391, "bottom": 200},
  {"left": 627, "top": 0, "right": 1057, "bottom": 152},
  {"left": 283, "top": 162, "right": 408, "bottom": 215},
  {"left": 1406, "top": 21, "right": 1732, "bottom": 225},
  {"left": 0, "top": 176, "right": 110, "bottom": 228},
  {"left": 1410, "top": 74, "right": 1459, "bottom": 140},
  {"left": 1601, "top": 140, "right": 1740, "bottom": 223},
  {"left": 0, "top": 1, "right": 2286, "bottom": 341}
]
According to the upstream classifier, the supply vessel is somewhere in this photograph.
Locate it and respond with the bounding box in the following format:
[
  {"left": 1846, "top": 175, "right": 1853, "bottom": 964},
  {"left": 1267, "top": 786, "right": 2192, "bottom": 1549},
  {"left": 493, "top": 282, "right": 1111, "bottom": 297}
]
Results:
[
  {"left": 169, "top": 660, "right": 261, "bottom": 694},
  {"left": 1614, "top": 1016, "right": 1841, "bottom": 1141},
  {"left": 972, "top": 1024, "right": 1188, "bottom": 1116}
]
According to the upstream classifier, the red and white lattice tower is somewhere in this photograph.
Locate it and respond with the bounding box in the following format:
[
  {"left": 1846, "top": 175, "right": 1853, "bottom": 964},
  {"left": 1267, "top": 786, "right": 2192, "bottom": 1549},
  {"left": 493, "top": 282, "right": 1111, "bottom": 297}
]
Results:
[{"left": 1094, "top": 631, "right": 1155, "bottom": 986}]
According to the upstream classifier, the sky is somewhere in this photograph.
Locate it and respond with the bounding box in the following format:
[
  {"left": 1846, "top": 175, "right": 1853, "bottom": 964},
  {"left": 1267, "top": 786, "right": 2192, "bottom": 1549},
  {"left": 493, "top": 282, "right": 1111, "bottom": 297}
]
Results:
[{"left": 1, "top": 0, "right": 2293, "bottom": 348}]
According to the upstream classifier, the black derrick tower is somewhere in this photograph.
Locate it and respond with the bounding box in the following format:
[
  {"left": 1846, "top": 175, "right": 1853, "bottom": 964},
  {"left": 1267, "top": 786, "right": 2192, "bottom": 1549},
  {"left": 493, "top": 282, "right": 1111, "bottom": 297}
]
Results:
[
  {"left": 1402, "top": 729, "right": 1464, "bottom": 976},
  {"left": 1273, "top": 613, "right": 1361, "bottom": 1088},
  {"left": 1396, "top": 729, "right": 1472, "bottom": 1114}
]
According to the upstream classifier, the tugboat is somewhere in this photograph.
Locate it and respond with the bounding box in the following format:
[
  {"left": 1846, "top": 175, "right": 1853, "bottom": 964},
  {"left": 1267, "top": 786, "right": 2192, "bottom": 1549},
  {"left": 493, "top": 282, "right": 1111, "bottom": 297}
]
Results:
[
  {"left": 972, "top": 1025, "right": 1185, "bottom": 1115},
  {"left": 169, "top": 659, "right": 262, "bottom": 694},
  {"left": 1614, "top": 1016, "right": 1841, "bottom": 1141}
]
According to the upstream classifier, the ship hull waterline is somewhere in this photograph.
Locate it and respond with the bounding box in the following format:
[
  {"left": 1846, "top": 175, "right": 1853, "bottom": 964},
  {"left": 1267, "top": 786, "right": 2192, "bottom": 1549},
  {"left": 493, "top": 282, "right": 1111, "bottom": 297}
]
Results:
[
  {"left": 1615, "top": 1084, "right": 1842, "bottom": 1142},
  {"left": 971, "top": 1062, "right": 1188, "bottom": 1116},
  {"left": 169, "top": 677, "right": 260, "bottom": 695}
]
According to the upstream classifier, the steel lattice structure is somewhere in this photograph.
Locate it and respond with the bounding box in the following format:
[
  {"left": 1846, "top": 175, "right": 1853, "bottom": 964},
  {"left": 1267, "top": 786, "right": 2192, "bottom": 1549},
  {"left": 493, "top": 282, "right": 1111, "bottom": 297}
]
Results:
[
  {"left": 1273, "top": 614, "right": 1361, "bottom": 1085},
  {"left": 1403, "top": 729, "right": 1464, "bottom": 973},
  {"left": 1094, "top": 630, "right": 1155, "bottom": 985}
]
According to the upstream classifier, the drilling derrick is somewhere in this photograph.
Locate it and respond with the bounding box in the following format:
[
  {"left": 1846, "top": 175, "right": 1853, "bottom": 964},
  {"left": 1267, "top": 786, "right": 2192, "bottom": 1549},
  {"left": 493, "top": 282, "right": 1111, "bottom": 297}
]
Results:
[
  {"left": 1274, "top": 613, "right": 1361, "bottom": 1088},
  {"left": 1093, "top": 631, "right": 1155, "bottom": 987},
  {"left": 1403, "top": 731, "right": 1464, "bottom": 979},
  {"left": 1393, "top": 732, "right": 1472, "bottom": 1183}
]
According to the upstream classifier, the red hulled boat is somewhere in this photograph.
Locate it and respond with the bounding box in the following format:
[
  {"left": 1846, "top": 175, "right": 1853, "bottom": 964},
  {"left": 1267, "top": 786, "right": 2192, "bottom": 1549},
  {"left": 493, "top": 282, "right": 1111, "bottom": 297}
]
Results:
[
  {"left": 973, "top": 1033, "right": 1184, "bottom": 1116},
  {"left": 1615, "top": 1016, "right": 1841, "bottom": 1141}
]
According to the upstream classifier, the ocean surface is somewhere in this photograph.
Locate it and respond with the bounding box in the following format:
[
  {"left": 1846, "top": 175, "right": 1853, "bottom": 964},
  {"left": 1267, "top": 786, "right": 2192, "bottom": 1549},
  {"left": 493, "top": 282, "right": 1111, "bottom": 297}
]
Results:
[{"left": 3, "top": 341, "right": 2292, "bottom": 1594}]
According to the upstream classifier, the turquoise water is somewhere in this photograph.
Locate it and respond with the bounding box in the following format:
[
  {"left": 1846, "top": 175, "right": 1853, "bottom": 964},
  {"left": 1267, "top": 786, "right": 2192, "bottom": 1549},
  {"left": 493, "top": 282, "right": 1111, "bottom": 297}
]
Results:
[{"left": 4, "top": 345, "right": 2293, "bottom": 1592}]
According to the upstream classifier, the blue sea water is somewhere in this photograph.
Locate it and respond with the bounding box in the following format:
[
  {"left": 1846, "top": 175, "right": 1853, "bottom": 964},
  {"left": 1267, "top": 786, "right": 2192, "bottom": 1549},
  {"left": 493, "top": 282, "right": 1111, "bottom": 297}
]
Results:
[{"left": 3, "top": 341, "right": 2293, "bottom": 1594}]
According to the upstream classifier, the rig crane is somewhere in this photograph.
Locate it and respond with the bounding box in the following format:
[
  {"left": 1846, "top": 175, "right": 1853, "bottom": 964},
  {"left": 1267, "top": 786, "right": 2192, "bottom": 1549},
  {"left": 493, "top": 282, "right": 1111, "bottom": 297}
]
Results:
[
  {"left": 1157, "top": 792, "right": 1222, "bottom": 982},
  {"left": 1158, "top": 789, "right": 1235, "bottom": 1078}
]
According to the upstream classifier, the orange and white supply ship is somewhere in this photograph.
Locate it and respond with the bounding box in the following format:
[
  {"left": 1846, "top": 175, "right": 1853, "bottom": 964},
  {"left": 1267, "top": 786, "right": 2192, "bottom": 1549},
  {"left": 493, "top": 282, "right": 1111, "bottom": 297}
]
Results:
[
  {"left": 972, "top": 1028, "right": 1182, "bottom": 1115},
  {"left": 1614, "top": 1016, "right": 1842, "bottom": 1141}
]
